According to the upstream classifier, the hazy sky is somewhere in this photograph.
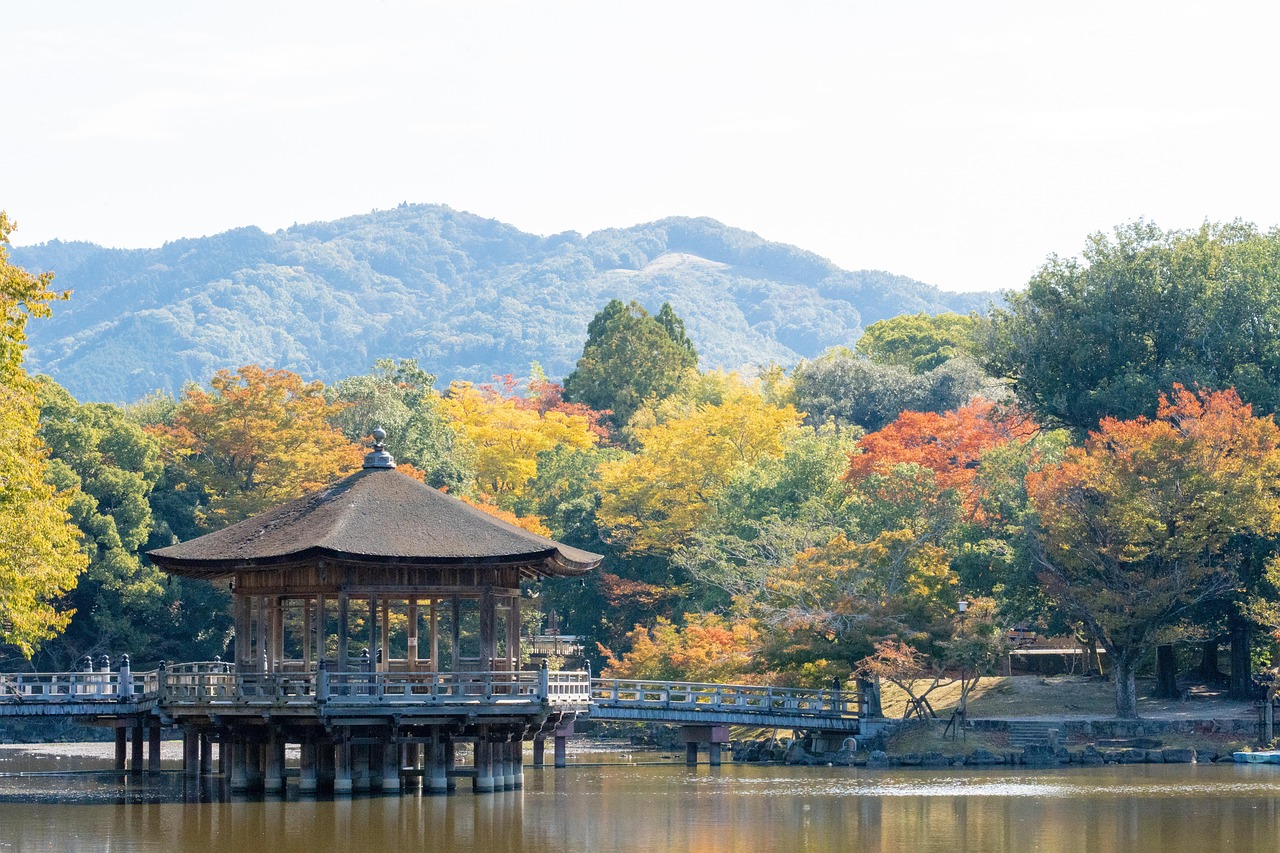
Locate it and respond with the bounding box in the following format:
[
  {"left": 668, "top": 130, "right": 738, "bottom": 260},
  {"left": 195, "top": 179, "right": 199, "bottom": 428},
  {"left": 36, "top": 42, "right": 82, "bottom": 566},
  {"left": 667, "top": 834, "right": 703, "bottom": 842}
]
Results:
[{"left": 8, "top": 1, "right": 1280, "bottom": 292}]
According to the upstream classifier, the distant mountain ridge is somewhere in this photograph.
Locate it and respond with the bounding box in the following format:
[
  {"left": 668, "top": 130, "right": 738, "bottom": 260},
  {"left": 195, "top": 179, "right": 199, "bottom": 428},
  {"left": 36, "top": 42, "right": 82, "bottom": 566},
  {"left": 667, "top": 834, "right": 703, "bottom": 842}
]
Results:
[{"left": 11, "top": 204, "right": 995, "bottom": 403}]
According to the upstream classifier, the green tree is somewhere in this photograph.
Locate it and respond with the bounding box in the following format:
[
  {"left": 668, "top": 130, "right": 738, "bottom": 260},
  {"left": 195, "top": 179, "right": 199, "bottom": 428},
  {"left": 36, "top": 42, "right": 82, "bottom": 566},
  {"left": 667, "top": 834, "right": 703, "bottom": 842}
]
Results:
[
  {"left": 984, "top": 220, "right": 1280, "bottom": 434},
  {"left": 34, "top": 378, "right": 166, "bottom": 666},
  {"left": 0, "top": 213, "right": 88, "bottom": 656},
  {"left": 856, "top": 312, "right": 979, "bottom": 373},
  {"left": 327, "top": 358, "right": 473, "bottom": 491},
  {"left": 792, "top": 348, "right": 991, "bottom": 431},
  {"left": 564, "top": 300, "right": 698, "bottom": 429}
]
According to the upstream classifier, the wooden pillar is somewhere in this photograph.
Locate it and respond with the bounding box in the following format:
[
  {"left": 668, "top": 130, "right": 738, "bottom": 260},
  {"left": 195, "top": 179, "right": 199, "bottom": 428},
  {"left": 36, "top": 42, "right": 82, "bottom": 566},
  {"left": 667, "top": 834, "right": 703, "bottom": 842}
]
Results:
[
  {"left": 407, "top": 602, "right": 419, "bottom": 668},
  {"left": 474, "top": 737, "right": 495, "bottom": 793},
  {"left": 148, "top": 721, "right": 163, "bottom": 772},
  {"left": 303, "top": 596, "right": 313, "bottom": 671},
  {"left": 685, "top": 741, "right": 698, "bottom": 766},
  {"left": 337, "top": 592, "right": 350, "bottom": 671},
  {"left": 532, "top": 736, "right": 545, "bottom": 767},
  {"left": 334, "top": 730, "right": 353, "bottom": 795},
  {"left": 114, "top": 726, "right": 127, "bottom": 771},
  {"left": 382, "top": 738, "right": 400, "bottom": 792},
  {"left": 479, "top": 586, "right": 495, "bottom": 670},
  {"left": 368, "top": 594, "right": 378, "bottom": 669},
  {"left": 318, "top": 736, "right": 336, "bottom": 785},
  {"left": 130, "top": 722, "right": 144, "bottom": 772},
  {"left": 231, "top": 736, "right": 250, "bottom": 792},
  {"left": 247, "top": 741, "right": 263, "bottom": 787},
  {"left": 255, "top": 597, "right": 268, "bottom": 671},
  {"left": 510, "top": 594, "right": 521, "bottom": 671},
  {"left": 199, "top": 734, "right": 213, "bottom": 775},
  {"left": 379, "top": 599, "right": 390, "bottom": 672},
  {"left": 513, "top": 739, "right": 524, "bottom": 788},
  {"left": 264, "top": 730, "right": 284, "bottom": 793},
  {"left": 446, "top": 739, "right": 457, "bottom": 791},
  {"left": 270, "top": 596, "right": 284, "bottom": 672},
  {"left": 299, "top": 738, "right": 318, "bottom": 794},
  {"left": 234, "top": 592, "right": 251, "bottom": 669},
  {"left": 502, "top": 740, "right": 516, "bottom": 790},
  {"left": 218, "top": 736, "right": 230, "bottom": 776},
  {"left": 367, "top": 741, "right": 384, "bottom": 792},
  {"left": 708, "top": 742, "right": 722, "bottom": 767},
  {"left": 426, "top": 733, "right": 448, "bottom": 794},
  {"left": 352, "top": 743, "right": 370, "bottom": 792},
  {"left": 314, "top": 594, "right": 326, "bottom": 668},
  {"left": 183, "top": 728, "right": 199, "bottom": 775},
  {"left": 554, "top": 735, "right": 567, "bottom": 768}
]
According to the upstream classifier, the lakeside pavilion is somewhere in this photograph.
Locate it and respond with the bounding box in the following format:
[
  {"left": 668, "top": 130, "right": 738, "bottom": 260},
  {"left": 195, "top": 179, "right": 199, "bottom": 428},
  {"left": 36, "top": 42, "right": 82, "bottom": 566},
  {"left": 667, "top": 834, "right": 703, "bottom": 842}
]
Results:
[{"left": 147, "top": 430, "right": 601, "bottom": 795}]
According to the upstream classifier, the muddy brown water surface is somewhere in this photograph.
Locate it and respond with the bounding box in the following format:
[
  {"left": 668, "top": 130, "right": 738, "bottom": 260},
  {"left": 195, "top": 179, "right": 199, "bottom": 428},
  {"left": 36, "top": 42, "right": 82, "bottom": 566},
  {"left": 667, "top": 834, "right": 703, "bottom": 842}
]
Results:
[{"left": 2, "top": 742, "right": 1280, "bottom": 852}]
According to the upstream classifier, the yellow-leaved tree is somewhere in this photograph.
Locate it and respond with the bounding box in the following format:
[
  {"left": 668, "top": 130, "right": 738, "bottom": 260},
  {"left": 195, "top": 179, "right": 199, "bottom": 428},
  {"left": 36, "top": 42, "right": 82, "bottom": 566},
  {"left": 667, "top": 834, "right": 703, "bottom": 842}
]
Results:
[
  {"left": 441, "top": 378, "right": 598, "bottom": 502},
  {"left": 597, "top": 375, "right": 802, "bottom": 553},
  {"left": 0, "top": 213, "right": 88, "bottom": 655}
]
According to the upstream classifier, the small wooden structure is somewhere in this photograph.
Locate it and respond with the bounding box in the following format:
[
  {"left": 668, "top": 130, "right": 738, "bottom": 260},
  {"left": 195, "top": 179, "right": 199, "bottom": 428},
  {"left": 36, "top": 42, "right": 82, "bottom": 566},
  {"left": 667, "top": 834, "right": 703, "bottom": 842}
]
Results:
[{"left": 148, "top": 430, "right": 600, "bottom": 795}]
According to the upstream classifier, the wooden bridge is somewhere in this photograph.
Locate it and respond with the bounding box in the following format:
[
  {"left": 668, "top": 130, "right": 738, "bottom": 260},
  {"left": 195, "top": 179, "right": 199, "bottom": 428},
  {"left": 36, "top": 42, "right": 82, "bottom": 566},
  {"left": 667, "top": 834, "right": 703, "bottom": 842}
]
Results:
[{"left": 0, "top": 665, "right": 864, "bottom": 732}]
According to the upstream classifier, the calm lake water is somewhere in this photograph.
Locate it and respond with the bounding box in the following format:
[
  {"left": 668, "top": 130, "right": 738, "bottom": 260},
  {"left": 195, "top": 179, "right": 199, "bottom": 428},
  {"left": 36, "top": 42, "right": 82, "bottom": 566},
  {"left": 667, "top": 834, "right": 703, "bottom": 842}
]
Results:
[{"left": 3, "top": 743, "right": 1280, "bottom": 852}]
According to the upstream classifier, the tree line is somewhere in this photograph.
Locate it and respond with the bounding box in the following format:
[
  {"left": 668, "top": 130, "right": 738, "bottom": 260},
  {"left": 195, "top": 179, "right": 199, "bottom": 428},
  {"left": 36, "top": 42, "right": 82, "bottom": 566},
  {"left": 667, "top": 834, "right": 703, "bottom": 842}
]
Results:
[{"left": 6, "top": 215, "right": 1280, "bottom": 719}]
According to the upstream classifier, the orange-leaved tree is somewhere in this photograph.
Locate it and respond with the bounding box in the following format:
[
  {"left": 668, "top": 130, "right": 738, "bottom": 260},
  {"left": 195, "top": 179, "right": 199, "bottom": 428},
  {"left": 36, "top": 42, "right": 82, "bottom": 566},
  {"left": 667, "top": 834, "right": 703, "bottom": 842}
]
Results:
[
  {"left": 152, "top": 365, "right": 363, "bottom": 528},
  {"left": 1027, "top": 386, "right": 1280, "bottom": 718},
  {"left": 599, "top": 612, "right": 761, "bottom": 683}
]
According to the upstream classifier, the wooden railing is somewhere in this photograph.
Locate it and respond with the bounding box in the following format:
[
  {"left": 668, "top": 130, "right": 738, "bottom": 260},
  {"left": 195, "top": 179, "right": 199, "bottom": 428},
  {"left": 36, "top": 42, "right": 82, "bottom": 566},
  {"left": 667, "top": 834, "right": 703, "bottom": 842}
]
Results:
[
  {"left": 0, "top": 669, "right": 159, "bottom": 702},
  {"left": 158, "top": 662, "right": 591, "bottom": 708},
  {"left": 590, "top": 678, "right": 854, "bottom": 717}
]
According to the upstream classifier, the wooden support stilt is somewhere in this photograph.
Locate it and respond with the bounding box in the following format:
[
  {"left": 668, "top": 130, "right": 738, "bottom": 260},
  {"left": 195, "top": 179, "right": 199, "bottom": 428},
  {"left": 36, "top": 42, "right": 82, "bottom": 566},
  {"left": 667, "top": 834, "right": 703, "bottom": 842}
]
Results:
[
  {"left": 382, "top": 739, "right": 400, "bottom": 792},
  {"left": 686, "top": 741, "right": 698, "bottom": 766},
  {"left": 231, "top": 737, "right": 249, "bottom": 792},
  {"left": 513, "top": 739, "right": 524, "bottom": 788},
  {"left": 199, "top": 734, "right": 212, "bottom": 775},
  {"left": 148, "top": 721, "right": 163, "bottom": 772},
  {"left": 115, "top": 726, "right": 127, "bottom": 771},
  {"left": 473, "top": 739, "right": 495, "bottom": 793},
  {"left": 130, "top": 723, "right": 144, "bottom": 772},
  {"left": 264, "top": 730, "right": 283, "bottom": 793},
  {"left": 334, "top": 732, "right": 353, "bottom": 795},
  {"left": 183, "top": 728, "right": 199, "bottom": 775},
  {"left": 427, "top": 734, "right": 448, "bottom": 794},
  {"left": 532, "top": 736, "right": 545, "bottom": 767},
  {"left": 299, "top": 738, "right": 318, "bottom": 794}
]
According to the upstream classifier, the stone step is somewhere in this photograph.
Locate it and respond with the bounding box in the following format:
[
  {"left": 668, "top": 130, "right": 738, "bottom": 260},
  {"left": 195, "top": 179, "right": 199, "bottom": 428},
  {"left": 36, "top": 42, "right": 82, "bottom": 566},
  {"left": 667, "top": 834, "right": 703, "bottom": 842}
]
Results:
[{"left": 1005, "top": 722, "right": 1057, "bottom": 746}]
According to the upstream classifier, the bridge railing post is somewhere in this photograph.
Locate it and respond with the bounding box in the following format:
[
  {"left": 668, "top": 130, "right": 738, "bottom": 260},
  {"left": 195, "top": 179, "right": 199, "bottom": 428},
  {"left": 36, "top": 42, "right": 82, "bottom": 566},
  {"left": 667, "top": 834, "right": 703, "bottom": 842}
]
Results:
[
  {"left": 538, "top": 661, "right": 549, "bottom": 700},
  {"left": 118, "top": 655, "right": 133, "bottom": 700}
]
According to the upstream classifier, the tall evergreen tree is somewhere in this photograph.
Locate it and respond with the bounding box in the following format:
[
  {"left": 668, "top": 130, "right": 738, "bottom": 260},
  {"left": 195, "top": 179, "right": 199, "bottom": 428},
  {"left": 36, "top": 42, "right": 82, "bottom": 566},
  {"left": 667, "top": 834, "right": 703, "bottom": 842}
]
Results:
[{"left": 564, "top": 300, "right": 698, "bottom": 429}]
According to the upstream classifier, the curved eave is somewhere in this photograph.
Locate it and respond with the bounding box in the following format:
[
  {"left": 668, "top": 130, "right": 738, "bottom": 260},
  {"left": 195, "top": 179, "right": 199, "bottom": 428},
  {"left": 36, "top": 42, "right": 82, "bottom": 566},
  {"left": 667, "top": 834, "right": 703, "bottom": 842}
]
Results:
[{"left": 149, "top": 544, "right": 599, "bottom": 581}]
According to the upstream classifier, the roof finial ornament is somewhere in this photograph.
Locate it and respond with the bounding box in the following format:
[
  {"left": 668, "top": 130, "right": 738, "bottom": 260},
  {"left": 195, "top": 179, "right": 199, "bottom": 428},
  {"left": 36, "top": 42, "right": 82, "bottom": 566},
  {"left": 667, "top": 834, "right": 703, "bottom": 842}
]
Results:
[{"left": 363, "top": 426, "right": 396, "bottom": 469}]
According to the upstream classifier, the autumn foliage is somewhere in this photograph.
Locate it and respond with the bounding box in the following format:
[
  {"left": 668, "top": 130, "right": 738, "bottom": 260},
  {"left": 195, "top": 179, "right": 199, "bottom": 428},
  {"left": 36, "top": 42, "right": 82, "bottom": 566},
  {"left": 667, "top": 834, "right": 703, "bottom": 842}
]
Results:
[{"left": 845, "top": 399, "right": 1037, "bottom": 515}]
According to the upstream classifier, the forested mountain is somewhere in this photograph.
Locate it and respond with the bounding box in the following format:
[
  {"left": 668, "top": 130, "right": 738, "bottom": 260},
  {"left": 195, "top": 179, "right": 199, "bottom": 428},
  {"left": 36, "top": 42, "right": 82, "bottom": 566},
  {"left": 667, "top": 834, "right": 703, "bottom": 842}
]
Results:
[{"left": 11, "top": 205, "right": 994, "bottom": 402}]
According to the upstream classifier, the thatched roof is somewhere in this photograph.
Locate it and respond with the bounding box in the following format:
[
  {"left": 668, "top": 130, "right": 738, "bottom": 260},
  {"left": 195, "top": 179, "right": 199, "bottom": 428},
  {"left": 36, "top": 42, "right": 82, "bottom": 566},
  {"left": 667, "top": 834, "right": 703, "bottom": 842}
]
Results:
[{"left": 148, "top": 466, "right": 601, "bottom": 579}]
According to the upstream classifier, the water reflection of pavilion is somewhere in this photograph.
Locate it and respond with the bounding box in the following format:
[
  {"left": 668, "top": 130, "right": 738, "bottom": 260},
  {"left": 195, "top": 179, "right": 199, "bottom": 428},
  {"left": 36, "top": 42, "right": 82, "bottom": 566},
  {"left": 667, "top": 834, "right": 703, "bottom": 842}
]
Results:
[{"left": 147, "top": 430, "right": 600, "bottom": 795}]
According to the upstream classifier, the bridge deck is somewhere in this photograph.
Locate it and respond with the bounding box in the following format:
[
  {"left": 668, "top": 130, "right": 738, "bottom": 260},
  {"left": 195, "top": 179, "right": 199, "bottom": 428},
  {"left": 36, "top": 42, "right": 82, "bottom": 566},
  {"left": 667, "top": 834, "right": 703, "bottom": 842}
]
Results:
[{"left": 0, "top": 667, "right": 865, "bottom": 733}]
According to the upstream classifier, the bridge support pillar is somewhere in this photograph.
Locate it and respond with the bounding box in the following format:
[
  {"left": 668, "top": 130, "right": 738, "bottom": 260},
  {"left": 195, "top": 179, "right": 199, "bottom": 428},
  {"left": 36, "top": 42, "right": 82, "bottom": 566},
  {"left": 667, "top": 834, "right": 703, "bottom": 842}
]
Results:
[
  {"left": 199, "top": 734, "right": 212, "bottom": 775},
  {"left": 183, "top": 728, "right": 199, "bottom": 775},
  {"left": 149, "top": 721, "right": 163, "bottom": 772},
  {"left": 553, "top": 721, "right": 573, "bottom": 768},
  {"left": 263, "top": 731, "right": 284, "bottom": 793},
  {"left": 334, "top": 733, "right": 353, "bottom": 795},
  {"left": 680, "top": 725, "right": 729, "bottom": 767},
  {"left": 427, "top": 733, "right": 449, "bottom": 795},
  {"left": 382, "top": 739, "right": 401, "bottom": 792},
  {"left": 532, "top": 736, "right": 545, "bottom": 767},
  {"left": 114, "top": 726, "right": 127, "bottom": 771},
  {"left": 230, "top": 737, "right": 250, "bottom": 792},
  {"left": 299, "top": 738, "right": 318, "bottom": 794},
  {"left": 474, "top": 738, "right": 495, "bottom": 793},
  {"left": 130, "top": 722, "right": 144, "bottom": 772},
  {"left": 352, "top": 743, "right": 370, "bottom": 792},
  {"left": 513, "top": 740, "right": 524, "bottom": 788},
  {"left": 501, "top": 740, "right": 515, "bottom": 789}
]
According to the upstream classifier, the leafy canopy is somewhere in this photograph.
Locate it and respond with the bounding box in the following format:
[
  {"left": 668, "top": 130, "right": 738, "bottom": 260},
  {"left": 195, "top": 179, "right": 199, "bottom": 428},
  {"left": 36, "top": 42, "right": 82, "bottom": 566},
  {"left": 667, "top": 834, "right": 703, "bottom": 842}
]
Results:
[
  {"left": 0, "top": 213, "right": 87, "bottom": 655},
  {"left": 564, "top": 299, "right": 698, "bottom": 429}
]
